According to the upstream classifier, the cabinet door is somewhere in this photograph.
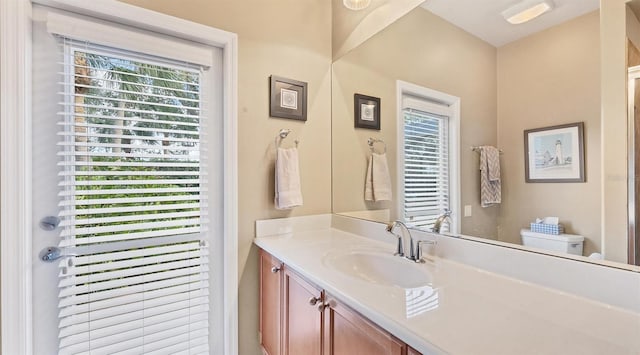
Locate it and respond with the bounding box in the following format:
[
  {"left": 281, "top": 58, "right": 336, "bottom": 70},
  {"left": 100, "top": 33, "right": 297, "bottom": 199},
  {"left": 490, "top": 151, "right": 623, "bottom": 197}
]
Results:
[
  {"left": 323, "top": 296, "right": 405, "bottom": 355},
  {"left": 260, "top": 250, "right": 283, "bottom": 355},
  {"left": 283, "top": 267, "right": 323, "bottom": 355},
  {"left": 408, "top": 347, "right": 422, "bottom": 355}
]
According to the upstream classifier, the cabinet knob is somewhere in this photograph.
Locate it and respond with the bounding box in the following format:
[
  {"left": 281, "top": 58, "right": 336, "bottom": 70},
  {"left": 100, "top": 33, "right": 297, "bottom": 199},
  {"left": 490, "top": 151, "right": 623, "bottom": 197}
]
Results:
[
  {"left": 317, "top": 299, "right": 336, "bottom": 312},
  {"left": 308, "top": 296, "right": 321, "bottom": 306},
  {"left": 271, "top": 266, "right": 281, "bottom": 273}
]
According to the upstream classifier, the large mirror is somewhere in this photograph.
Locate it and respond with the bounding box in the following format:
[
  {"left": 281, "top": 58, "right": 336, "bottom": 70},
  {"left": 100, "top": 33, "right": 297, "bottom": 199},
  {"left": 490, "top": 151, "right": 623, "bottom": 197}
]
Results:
[{"left": 332, "top": 0, "right": 640, "bottom": 267}]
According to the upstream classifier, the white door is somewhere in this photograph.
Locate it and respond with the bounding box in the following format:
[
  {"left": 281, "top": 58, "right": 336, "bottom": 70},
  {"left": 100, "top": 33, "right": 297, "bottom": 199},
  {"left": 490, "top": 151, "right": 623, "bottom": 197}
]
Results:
[{"left": 31, "top": 6, "right": 224, "bottom": 354}]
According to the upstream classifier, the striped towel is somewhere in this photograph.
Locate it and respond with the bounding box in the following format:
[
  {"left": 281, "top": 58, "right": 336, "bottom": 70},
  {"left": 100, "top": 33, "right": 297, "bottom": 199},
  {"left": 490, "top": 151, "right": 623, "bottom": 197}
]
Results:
[{"left": 479, "top": 145, "right": 501, "bottom": 207}]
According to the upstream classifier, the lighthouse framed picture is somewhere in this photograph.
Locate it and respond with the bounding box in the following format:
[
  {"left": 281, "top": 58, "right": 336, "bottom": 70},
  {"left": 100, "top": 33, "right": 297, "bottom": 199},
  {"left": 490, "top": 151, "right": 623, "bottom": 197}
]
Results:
[{"left": 524, "top": 122, "right": 585, "bottom": 183}]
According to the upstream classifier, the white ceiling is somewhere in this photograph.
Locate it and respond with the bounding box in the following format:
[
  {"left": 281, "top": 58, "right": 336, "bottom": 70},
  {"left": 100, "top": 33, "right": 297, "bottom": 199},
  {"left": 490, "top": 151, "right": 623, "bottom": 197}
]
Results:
[{"left": 421, "top": 0, "right": 599, "bottom": 47}]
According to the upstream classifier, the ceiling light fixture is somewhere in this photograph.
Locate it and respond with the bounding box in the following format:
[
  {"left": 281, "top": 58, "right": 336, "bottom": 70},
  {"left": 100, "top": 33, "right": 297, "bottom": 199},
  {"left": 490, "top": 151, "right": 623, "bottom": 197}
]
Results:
[
  {"left": 343, "top": 0, "right": 371, "bottom": 11},
  {"left": 501, "top": 0, "right": 554, "bottom": 25}
]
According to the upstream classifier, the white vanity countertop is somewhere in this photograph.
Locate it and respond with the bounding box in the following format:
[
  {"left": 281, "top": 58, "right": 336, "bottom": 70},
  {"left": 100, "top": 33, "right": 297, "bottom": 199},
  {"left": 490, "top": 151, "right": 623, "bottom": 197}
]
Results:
[{"left": 254, "top": 228, "right": 640, "bottom": 355}]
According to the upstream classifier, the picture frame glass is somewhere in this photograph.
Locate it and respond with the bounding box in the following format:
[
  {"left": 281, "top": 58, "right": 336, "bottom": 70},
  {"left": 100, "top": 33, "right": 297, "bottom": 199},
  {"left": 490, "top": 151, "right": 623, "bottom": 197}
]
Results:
[
  {"left": 270, "top": 76, "right": 307, "bottom": 121},
  {"left": 360, "top": 103, "right": 375, "bottom": 121},
  {"left": 525, "top": 123, "right": 584, "bottom": 182},
  {"left": 354, "top": 94, "right": 380, "bottom": 130},
  {"left": 280, "top": 88, "right": 298, "bottom": 110}
]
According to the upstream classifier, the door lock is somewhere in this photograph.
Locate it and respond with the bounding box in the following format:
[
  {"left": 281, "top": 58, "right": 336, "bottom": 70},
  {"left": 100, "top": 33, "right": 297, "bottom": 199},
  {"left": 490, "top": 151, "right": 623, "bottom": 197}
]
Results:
[{"left": 39, "top": 216, "right": 60, "bottom": 231}]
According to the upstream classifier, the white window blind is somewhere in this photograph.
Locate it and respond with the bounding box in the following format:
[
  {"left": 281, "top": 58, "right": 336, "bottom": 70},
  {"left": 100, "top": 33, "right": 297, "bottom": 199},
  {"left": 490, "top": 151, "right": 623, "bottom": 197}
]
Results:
[
  {"left": 46, "top": 11, "right": 214, "bottom": 68},
  {"left": 402, "top": 99, "right": 450, "bottom": 230},
  {"left": 55, "top": 37, "right": 210, "bottom": 354}
]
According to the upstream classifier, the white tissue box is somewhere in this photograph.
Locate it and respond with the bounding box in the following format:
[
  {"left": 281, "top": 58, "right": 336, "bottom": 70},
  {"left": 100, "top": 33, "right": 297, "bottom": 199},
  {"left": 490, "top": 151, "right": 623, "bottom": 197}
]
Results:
[{"left": 530, "top": 223, "right": 564, "bottom": 235}]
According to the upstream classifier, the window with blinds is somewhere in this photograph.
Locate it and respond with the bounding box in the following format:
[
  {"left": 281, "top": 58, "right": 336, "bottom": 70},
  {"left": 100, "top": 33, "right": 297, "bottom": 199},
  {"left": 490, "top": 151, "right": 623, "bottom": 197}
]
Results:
[
  {"left": 56, "top": 38, "right": 211, "bottom": 354},
  {"left": 402, "top": 99, "right": 451, "bottom": 231}
]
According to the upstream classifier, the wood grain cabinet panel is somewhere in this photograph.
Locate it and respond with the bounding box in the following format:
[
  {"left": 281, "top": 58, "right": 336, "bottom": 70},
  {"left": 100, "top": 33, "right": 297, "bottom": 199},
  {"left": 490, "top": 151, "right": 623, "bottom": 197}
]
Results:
[
  {"left": 260, "top": 249, "right": 283, "bottom": 355},
  {"left": 323, "top": 295, "right": 406, "bottom": 355},
  {"left": 283, "top": 267, "right": 323, "bottom": 355},
  {"left": 259, "top": 249, "right": 422, "bottom": 355}
]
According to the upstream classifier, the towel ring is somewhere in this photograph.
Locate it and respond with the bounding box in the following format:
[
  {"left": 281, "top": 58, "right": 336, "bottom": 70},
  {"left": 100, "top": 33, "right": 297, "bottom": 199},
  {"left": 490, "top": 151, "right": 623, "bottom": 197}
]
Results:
[
  {"left": 276, "top": 129, "right": 299, "bottom": 147},
  {"left": 368, "top": 138, "right": 386, "bottom": 153}
]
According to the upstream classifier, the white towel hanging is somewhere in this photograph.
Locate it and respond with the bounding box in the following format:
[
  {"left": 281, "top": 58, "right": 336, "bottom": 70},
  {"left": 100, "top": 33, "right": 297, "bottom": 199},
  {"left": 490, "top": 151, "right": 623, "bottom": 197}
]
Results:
[
  {"left": 275, "top": 147, "right": 303, "bottom": 209},
  {"left": 365, "top": 152, "right": 392, "bottom": 202}
]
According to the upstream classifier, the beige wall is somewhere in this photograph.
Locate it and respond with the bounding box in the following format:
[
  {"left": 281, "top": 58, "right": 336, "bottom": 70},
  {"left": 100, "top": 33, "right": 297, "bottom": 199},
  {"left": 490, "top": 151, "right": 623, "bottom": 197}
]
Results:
[
  {"left": 119, "top": 1, "right": 332, "bottom": 354},
  {"left": 496, "top": 11, "right": 602, "bottom": 255},
  {"left": 332, "top": 0, "right": 424, "bottom": 60},
  {"left": 332, "top": 7, "right": 499, "bottom": 239}
]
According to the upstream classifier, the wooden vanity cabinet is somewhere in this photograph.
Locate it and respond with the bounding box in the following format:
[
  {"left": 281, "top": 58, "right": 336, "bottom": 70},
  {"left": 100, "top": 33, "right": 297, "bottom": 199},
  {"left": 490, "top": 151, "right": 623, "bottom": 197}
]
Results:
[
  {"left": 323, "top": 295, "right": 405, "bottom": 355},
  {"left": 260, "top": 249, "right": 283, "bottom": 355},
  {"left": 260, "top": 250, "right": 324, "bottom": 355},
  {"left": 259, "top": 250, "right": 422, "bottom": 355},
  {"left": 282, "top": 268, "right": 323, "bottom": 355}
]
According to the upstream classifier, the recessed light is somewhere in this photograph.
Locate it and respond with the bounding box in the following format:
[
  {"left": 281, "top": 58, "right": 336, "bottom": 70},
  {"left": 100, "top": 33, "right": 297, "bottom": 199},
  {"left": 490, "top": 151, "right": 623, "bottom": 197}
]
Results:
[
  {"left": 501, "top": 0, "right": 554, "bottom": 25},
  {"left": 343, "top": 0, "right": 372, "bottom": 11}
]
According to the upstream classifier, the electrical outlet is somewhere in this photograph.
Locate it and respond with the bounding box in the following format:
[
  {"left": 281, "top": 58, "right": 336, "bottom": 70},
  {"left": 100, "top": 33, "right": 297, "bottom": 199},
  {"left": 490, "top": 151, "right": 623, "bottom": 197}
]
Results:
[{"left": 464, "top": 205, "right": 472, "bottom": 217}]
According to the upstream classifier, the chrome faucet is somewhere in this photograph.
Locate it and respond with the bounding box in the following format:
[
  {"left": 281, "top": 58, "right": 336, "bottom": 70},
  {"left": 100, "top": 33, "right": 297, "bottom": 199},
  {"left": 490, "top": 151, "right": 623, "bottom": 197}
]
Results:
[
  {"left": 432, "top": 209, "right": 452, "bottom": 234},
  {"left": 386, "top": 220, "right": 435, "bottom": 263},
  {"left": 386, "top": 220, "right": 413, "bottom": 258}
]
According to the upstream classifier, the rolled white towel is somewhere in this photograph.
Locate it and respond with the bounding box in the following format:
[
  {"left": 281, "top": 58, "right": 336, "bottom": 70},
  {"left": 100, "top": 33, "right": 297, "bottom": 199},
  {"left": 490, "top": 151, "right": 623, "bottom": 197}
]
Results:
[{"left": 275, "top": 147, "right": 303, "bottom": 210}]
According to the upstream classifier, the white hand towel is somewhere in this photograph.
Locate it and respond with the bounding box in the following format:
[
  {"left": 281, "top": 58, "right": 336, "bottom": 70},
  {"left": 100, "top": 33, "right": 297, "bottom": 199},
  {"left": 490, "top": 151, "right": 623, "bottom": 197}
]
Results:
[
  {"left": 275, "top": 147, "right": 303, "bottom": 210},
  {"left": 479, "top": 145, "right": 501, "bottom": 207},
  {"left": 365, "top": 155, "right": 374, "bottom": 201},
  {"left": 364, "top": 153, "right": 392, "bottom": 202}
]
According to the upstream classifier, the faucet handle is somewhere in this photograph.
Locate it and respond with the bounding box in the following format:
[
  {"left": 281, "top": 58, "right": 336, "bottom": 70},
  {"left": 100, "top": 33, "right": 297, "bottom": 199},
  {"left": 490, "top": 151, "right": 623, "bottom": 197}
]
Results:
[
  {"left": 385, "top": 222, "right": 395, "bottom": 233},
  {"left": 386, "top": 221, "right": 405, "bottom": 256},
  {"left": 415, "top": 239, "right": 436, "bottom": 263}
]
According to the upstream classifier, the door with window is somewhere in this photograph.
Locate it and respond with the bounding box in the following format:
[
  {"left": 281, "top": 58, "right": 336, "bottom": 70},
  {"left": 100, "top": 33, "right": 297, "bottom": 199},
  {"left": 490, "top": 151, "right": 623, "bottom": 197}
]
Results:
[{"left": 31, "top": 6, "right": 224, "bottom": 354}]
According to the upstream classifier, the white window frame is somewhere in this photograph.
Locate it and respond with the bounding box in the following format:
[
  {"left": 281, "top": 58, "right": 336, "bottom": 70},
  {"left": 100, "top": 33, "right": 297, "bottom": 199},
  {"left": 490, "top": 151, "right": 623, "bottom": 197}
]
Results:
[
  {"left": 396, "top": 80, "right": 460, "bottom": 234},
  {"left": 0, "top": 1, "right": 238, "bottom": 354}
]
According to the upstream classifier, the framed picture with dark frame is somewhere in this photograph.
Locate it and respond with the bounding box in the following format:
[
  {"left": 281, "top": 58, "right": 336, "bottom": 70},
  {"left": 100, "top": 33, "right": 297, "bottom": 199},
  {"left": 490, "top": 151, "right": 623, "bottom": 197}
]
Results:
[
  {"left": 354, "top": 93, "right": 380, "bottom": 130},
  {"left": 524, "top": 122, "right": 585, "bottom": 183},
  {"left": 269, "top": 75, "right": 307, "bottom": 121}
]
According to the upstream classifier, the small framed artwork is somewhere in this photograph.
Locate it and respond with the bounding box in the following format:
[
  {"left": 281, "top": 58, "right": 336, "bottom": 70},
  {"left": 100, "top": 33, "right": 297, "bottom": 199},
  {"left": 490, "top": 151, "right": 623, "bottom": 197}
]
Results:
[
  {"left": 354, "top": 93, "right": 380, "bottom": 130},
  {"left": 269, "top": 75, "right": 307, "bottom": 121},
  {"left": 524, "top": 122, "right": 585, "bottom": 183}
]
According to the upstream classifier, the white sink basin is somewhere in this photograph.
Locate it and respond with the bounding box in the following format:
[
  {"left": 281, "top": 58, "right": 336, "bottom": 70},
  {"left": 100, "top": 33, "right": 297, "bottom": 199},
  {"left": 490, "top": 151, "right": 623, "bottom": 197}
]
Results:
[{"left": 323, "top": 251, "right": 433, "bottom": 288}]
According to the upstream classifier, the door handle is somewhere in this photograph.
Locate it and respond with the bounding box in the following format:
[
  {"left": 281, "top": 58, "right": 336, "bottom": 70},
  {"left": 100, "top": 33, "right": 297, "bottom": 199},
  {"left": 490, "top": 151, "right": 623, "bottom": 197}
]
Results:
[{"left": 39, "top": 246, "right": 77, "bottom": 262}]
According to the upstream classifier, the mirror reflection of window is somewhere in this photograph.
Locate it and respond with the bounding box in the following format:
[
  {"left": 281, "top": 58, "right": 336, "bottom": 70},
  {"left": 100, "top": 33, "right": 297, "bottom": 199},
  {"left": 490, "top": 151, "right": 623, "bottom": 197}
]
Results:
[
  {"left": 405, "top": 285, "right": 438, "bottom": 318},
  {"left": 401, "top": 95, "right": 454, "bottom": 232}
]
